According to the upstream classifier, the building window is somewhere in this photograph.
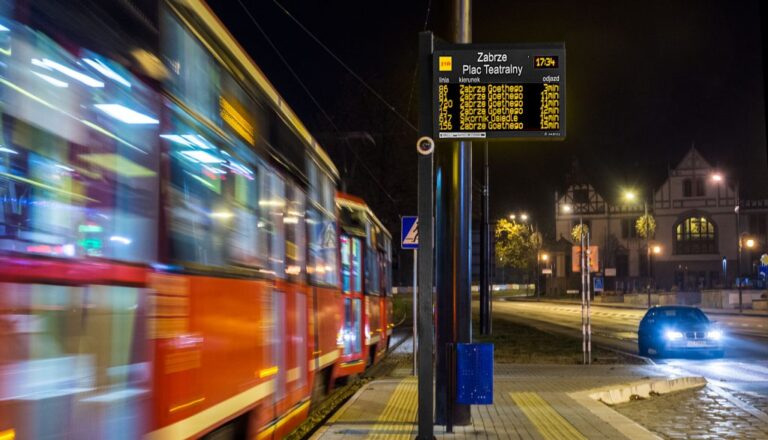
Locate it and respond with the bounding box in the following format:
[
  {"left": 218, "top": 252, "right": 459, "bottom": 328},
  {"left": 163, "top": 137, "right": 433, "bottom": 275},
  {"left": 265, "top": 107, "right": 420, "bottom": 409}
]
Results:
[
  {"left": 695, "top": 178, "right": 705, "bottom": 196},
  {"left": 572, "top": 188, "right": 589, "bottom": 204},
  {"left": 749, "top": 214, "right": 767, "bottom": 236},
  {"left": 674, "top": 216, "right": 717, "bottom": 254},
  {"left": 683, "top": 179, "right": 692, "bottom": 197},
  {"left": 621, "top": 218, "right": 640, "bottom": 239}
]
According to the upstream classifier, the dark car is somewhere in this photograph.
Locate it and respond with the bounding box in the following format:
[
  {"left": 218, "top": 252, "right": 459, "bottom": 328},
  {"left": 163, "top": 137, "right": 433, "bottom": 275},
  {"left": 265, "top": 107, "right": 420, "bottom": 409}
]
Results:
[{"left": 638, "top": 306, "right": 724, "bottom": 358}]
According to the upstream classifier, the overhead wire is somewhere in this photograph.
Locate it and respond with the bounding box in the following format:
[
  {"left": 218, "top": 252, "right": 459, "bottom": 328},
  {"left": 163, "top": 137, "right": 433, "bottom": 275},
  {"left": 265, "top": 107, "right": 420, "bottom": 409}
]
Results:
[
  {"left": 235, "top": 0, "right": 397, "bottom": 205},
  {"left": 271, "top": 0, "right": 418, "bottom": 133}
]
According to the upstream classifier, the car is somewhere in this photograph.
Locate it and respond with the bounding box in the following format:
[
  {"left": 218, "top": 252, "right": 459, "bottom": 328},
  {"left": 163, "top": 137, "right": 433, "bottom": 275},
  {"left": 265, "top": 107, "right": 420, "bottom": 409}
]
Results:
[{"left": 637, "top": 306, "right": 724, "bottom": 358}]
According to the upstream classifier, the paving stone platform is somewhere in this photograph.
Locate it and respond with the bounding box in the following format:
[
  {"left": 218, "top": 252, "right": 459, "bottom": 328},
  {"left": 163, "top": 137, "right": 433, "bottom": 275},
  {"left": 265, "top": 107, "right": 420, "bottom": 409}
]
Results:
[{"left": 312, "top": 365, "right": 688, "bottom": 440}]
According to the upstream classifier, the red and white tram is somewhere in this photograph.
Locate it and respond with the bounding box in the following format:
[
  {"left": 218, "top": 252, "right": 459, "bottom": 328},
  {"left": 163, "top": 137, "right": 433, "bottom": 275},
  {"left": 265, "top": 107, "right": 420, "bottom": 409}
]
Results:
[{"left": 0, "top": 1, "right": 392, "bottom": 439}]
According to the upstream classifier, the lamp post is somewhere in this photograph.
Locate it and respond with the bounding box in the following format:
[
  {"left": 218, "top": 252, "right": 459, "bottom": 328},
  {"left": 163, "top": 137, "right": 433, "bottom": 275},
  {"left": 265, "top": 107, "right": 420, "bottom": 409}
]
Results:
[
  {"left": 738, "top": 232, "right": 756, "bottom": 313},
  {"left": 710, "top": 172, "right": 742, "bottom": 309},
  {"left": 624, "top": 190, "right": 652, "bottom": 307}
]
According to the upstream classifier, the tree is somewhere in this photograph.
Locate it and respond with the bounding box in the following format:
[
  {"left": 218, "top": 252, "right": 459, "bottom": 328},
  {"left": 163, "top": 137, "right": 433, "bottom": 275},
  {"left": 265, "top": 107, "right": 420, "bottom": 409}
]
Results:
[
  {"left": 635, "top": 213, "right": 656, "bottom": 239},
  {"left": 571, "top": 223, "right": 589, "bottom": 243},
  {"left": 495, "top": 219, "right": 538, "bottom": 274}
]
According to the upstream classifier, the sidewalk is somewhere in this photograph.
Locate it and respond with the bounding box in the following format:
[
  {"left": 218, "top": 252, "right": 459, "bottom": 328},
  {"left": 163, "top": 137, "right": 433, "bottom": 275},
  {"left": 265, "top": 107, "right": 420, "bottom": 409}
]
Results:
[{"left": 311, "top": 364, "right": 704, "bottom": 439}]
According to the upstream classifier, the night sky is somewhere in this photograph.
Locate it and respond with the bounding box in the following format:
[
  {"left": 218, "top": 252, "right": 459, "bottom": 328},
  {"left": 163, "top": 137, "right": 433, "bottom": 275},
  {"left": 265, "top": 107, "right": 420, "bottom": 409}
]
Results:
[{"left": 210, "top": 1, "right": 768, "bottom": 282}]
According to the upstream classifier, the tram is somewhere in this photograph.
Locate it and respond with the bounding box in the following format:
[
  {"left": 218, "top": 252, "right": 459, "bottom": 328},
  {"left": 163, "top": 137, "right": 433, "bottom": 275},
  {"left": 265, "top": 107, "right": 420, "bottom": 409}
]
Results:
[{"left": 0, "top": 0, "right": 392, "bottom": 438}]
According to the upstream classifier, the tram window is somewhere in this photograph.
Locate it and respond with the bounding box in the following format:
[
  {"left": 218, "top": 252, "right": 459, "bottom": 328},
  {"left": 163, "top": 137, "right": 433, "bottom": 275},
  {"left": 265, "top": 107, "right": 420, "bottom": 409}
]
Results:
[
  {"left": 227, "top": 164, "right": 261, "bottom": 268},
  {"left": 342, "top": 297, "right": 362, "bottom": 355},
  {"left": 285, "top": 183, "right": 306, "bottom": 282},
  {"left": 341, "top": 236, "right": 351, "bottom": 292},
  {"left": 366, "top": 247, "right": 380, "bottom": 294},
  {"left": 352, "top": 237, "right": 362, "bottom": 293},
  {"left": 261, "top": 170, "right": 285, "bottom": 278},
  {"left": 0, "top": 21, "right": 159, "bottom": 263},
  {"left": 307, "top": 162, "right": 338, "bottom": 287},
  {"left": 162, "top": 9, "right": 222, "bottom": 125},
  {"left": 165, "top": 107, "right": 269, "bottom": 270}
]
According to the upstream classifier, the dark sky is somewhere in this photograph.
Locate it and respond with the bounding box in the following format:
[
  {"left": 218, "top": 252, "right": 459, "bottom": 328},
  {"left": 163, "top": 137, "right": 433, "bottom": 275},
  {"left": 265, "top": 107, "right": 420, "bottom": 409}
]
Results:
[{"left": 210, "top": 0, "right": 768, "bottom": 279}]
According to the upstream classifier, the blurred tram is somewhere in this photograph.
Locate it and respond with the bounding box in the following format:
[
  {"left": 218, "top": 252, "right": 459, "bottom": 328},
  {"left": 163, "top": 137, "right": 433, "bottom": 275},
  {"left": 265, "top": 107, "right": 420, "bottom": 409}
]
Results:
[
  {"left": 0, "top": 1, "right": 391, "bottom": 439},
  {"left": 334, "top": 193, "right": 393, "bottom": 381}
]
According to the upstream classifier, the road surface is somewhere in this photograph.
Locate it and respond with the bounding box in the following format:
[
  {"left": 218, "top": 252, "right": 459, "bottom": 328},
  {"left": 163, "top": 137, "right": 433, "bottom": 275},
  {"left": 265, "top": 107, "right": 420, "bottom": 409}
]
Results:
[{"left": 492, "top": 299, "right": 768, "bottom": 395}]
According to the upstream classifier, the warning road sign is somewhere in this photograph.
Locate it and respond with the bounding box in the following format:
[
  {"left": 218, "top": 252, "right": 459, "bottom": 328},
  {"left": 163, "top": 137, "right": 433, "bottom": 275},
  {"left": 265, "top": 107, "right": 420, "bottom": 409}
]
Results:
[{"left": 401, "top": 216, "right": 418, "bottom": 249}]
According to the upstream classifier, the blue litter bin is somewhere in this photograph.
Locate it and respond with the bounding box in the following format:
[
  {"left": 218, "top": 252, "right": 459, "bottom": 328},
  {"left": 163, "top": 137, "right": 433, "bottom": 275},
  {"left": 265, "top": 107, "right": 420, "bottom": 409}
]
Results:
[{"left": 456, "top": 343, "right": 493, "bottom": 404}]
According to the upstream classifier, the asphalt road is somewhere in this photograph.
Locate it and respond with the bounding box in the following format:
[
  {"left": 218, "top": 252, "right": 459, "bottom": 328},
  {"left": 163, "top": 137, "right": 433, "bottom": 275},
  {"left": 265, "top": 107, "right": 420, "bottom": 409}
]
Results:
[{"left": 492, "top": 299, "right": 768, "bottom": 394}]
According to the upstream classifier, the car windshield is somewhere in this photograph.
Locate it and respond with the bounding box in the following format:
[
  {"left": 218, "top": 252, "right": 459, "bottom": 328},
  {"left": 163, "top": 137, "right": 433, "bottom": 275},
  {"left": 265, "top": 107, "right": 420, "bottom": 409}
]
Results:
[{"left": 656, "top": 308, "right": 709, "bottom": 323}]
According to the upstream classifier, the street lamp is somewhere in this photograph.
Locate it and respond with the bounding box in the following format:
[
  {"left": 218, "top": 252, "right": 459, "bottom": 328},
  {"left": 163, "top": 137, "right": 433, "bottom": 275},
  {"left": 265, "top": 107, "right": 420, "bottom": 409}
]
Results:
[
  {"left": 509, "top": 214, "right": 516, "bottom": 221},
  {"left": 738, "top": 233, "right": 756, "bottom": 312},
  {"left": 520, "top": 213, "right": 529, "bottom": 222},
  {"left": 711, "top": 172, "right": 743, "bottom": 310},
  {"left": 623, "top": 189, "right": 651, "bottom": 307}
]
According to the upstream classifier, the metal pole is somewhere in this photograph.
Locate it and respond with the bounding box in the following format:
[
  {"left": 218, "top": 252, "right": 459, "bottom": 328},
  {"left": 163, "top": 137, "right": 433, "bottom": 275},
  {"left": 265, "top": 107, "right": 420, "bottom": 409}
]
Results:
[
  {"left": 586, "top": 230, "right": 592, "bottom": 365},
  {"left": 580, "top": 217, "right": 586, "bottom": 365},
  {"left": 416, "top": 31, "right": 434, "bottom": 440},
  {"left": 736, "top": 179, "right": 742, "bottom": 313},
  {"left": 413, "top": 249, "right": 418, "bottom": 375},
  {"left": 436, "top": 0, "right": 472, "bottom": 427},
  {"left": 645, "top": 201, "right": 651, "bottom": 308},
  {"left": 737, "top": 206, "right": 742, "bottom": 314},
  {"left": 480, "top": 141, "right": 490, "bottom": 335}
]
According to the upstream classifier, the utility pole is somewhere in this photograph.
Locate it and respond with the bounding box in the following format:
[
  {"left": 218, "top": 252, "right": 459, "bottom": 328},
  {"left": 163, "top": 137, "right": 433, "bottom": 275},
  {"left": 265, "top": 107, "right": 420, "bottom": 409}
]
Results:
[
  {"left": 480, "top": 141, "right": 491, "bottom": 334},
  {"left": 580, "top": 218, "right": 587, "bottom": 365},
  {"left": 416, "top": 31, "right": 434, "bottom": 440},
  {"left": 436, "top": 0, "right": 472, "bottom": 428},
  {"left": 736, "top": 180, "right": 742, "bottom": 313},
  {"left": 645, "top": 200, "right": 651, "bottom": 308}
]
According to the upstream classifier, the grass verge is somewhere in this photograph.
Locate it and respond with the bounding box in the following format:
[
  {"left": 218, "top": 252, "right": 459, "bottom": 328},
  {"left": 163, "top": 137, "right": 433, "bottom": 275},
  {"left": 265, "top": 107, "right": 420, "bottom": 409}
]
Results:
[{"left": 473, "top": 313, "right": 643, "bottom": 364}]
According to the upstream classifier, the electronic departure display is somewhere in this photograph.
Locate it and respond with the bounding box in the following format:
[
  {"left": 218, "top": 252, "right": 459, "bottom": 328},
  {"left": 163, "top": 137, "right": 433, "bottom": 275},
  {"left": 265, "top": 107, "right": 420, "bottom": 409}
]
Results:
[{"left": 433, "top": 44, "right": 565, "bottom": 140}]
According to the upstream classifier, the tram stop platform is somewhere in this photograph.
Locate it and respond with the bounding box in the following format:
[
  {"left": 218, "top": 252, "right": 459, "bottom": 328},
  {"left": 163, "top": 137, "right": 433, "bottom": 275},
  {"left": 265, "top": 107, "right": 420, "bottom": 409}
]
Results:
[{"left": 310, "top": 364, "right": 706, "bottom": 439}]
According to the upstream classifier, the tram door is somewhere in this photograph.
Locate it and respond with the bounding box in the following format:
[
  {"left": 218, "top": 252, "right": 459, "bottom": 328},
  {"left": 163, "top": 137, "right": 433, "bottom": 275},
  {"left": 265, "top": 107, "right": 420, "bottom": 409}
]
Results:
[{"left": 340, "top": 235, "right": 362, "bottom": 355}]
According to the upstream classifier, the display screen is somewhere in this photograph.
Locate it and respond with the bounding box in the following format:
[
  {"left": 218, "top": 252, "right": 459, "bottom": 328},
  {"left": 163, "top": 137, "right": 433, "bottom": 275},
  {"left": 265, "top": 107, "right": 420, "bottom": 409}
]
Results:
[
  {"left": 433, "top": 44, "right": 565, "bottom": 140},
  {"left": 534, "top": 55, "right": 559, "bottom": 69}
]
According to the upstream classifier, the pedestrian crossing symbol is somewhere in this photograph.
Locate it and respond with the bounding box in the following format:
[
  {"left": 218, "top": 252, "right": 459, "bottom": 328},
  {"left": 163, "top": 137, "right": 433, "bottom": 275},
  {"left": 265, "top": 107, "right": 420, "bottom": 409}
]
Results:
[{"left": 401, "top": 216, "right": 418, "bottom": 249}]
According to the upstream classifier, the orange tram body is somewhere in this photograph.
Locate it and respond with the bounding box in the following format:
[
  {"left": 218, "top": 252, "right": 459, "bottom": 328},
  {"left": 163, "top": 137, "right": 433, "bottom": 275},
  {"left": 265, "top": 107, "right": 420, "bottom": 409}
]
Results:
[{"left": 0, "top": 0, "right": 392, "bottom": 438}]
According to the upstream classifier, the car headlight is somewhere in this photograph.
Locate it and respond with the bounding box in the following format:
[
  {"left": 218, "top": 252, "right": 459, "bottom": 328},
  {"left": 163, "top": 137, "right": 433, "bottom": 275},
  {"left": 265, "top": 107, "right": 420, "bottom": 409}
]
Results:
[
  {"left": 665, "top": 330, "right": 683, "bottom": 340},
  {"left": 707, "top": 330, "right": 722, "bottom": 340}
]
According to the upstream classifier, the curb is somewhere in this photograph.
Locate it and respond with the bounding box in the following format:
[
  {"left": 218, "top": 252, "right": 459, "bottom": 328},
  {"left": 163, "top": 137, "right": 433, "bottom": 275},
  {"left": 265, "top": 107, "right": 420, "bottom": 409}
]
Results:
[
  {"left": 584, "top": 376, "right": 707, "bottom": 406},
  {"left": 566, "top": 376, "right": 706, "bottom": 440}
]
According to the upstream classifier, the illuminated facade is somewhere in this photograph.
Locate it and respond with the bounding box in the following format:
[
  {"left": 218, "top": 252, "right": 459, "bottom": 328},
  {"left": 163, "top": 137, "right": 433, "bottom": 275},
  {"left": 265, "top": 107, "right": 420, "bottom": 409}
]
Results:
[{"left": 553, "top": 147, "right": 768, "bottom": 292}]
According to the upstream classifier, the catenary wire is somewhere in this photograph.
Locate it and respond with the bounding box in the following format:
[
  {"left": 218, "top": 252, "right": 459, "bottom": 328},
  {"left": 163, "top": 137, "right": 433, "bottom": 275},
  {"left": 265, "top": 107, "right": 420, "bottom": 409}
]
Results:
[
  {"left": 235, "top": 0, "right": 397, "bottom": 204},
  {"left": 272, "top": 0, "right": 418, "bottom": 133}
]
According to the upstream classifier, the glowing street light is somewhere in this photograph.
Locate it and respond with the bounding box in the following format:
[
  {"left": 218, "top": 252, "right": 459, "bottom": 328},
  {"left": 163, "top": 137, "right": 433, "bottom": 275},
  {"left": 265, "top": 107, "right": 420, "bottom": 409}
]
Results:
[
  {"left": 745, "top": 238, "right": 755, "bottom": 249},
  {"left": 710, "top": 172, "right": 723, "bottom": 182},
  {"left": 541, "top": 253, "right": 549, "bottom": 261},
  {"left": 652, "top": 245, "right": 662, "bottom": 255},
  {"left": 562, "top": 204, "right": 572, "bottom": 213},
  {"left": 622, "top": 190, "right": 637, "bottom": 202},
  {"left": 520, "top": 213, "right": 529, "bottom": 222},
  {"left": 509, "top": 214, "right": 516, "bottom": 220}
]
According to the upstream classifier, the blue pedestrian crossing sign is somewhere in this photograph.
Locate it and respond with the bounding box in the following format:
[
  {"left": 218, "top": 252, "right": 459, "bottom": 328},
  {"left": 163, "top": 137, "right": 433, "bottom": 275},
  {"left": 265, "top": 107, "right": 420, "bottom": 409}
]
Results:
[
  {"left": 401, "top": 216, "right": 418, "bottom": 249},
  {"left": 593, "top": 276, "right": 604, "bottom": 292}
]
